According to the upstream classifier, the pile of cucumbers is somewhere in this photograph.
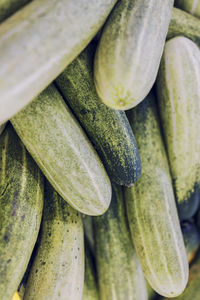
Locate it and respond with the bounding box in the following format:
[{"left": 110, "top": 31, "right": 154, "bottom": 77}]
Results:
[{"left": 1, "top": 0, "right": 200, "bottom": 299}]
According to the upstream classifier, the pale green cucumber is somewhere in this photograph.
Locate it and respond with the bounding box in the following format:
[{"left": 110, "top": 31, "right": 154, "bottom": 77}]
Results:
[
  {"left": 24, "top": 181, "right": 84, "bottom": 300},
  {"left": 156, "top": 36, "right": 200, "bottom": 221},
  {"left": 0, "top": 124, "right": 43, "bottom": 300},
  {"left": 93, "top": 184, "right": 147, "bottom": 300},
  {"left": 168, "top": 7, "right": 200, "bottom": 47},
  {"left": 94, "top": 0, "right": 174, "bottom": 110},
  {"left": 0, "top": 0, "right": 31, "bottom": 23},
  {"left": 175, "top": 0, "right": 200, "bottom": 18},
  {"left": 11, "top": 84, "right": 111, "bottom": 216},
  {"left": 0, "top": 0, "right": 117, "bottom": 125},
  {"left": 125, "top": 93, "right": 188, "bottom": 297},
  {"left": 55, "top": 43, "right": 141, "bottom": 186}
]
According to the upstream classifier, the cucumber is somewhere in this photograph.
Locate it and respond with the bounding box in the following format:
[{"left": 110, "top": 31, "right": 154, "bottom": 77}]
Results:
[
  {"left": 55, "top": 43, "right": 141, "bottom": 186},
  {"left": 175, "top": 0, "right": 200, "bottom": 18},
  {"left": 11, "top": 84, "right": 111, "bottom": 216},
  {"left": 94, "top": 0, "right": 174, "bottom": 110},
  {"left": 82, "top": 215, "right": 95, "bottom": 254},
  {"left": 0, "top": 123, "right": 6, "bottom": 135},
  {"left": 12, "top": 292, "right": 21, "bottom": 300},
  {"left": 24, "top": 181, "right": 84, "bottom": 300},
  {"left": 0, "top": 0, "right": 31, "bottom": 23},
  {"left": 93, "top": 184, "right": 147, "bottom": 300},
  {"left": 182, "top": 220, "right": 200, "bottom": 264},
  {"left": 0, "top": 0, "right": 117, "bottom": 125},
  {"left": 168, "top": 7, "right": 200, "bottom": 47},
  {"left": 124, "top": 92, "right": 188, "bottom": 297},
  {"left": 156, "top": 36, "right": 200, "bottom": 221},
  {"left": 0, "top": 124, "right": 43, "bottom": 300}
]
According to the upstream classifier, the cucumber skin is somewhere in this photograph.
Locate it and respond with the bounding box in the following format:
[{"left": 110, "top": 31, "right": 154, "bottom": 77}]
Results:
[
  {"left": 168, "top": 7, "right": 200, "bottom": 47},
  {"left": 11, "top": 84, "right": 111, "bottom": 216},
  {"left": 55, "top": 43, "right": 141, "bottom": 186},
  {"left": 125, "top": 93, "right": 188, "bottom": 297},
  {"left": 94, "top": 0, "right": 174, "bottom": 110},
  {"left": 24, "top": 181, "right": 84, "bottom": 300},
  {"left": 156, "top": 36, "right": 200, "bottom": 221},
  {"left": 175, "top": 0, "right": 200, "bottom": 18},
  {"left": 0, "top": 0, "right": 117, "bottom": 125},
  {"left": 0, "top": 124, "right": 44, "bottom": 300},
  {"left": 93, "top": 184, "right": 147, "bottom": 300},
  {"left": 0, "top": 0, "right": 31, "bottom": 23}
]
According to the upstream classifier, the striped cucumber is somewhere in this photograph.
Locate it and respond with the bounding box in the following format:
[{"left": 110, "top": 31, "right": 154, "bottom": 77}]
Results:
[
  {"left": 55, "top": 43, "right": 141, "bottom": 186},
  {"left": 156, "top": 36, "right": 200, "bottom": 221},
  {"left": 0, "top": 124, "right": 43, "bottom": 300},
  {"left": 94, "top": 0, "right": 174, "bottom": 110},
  {"left": 0, "top": 0, "right": 117, "bottom": 125},
  {"left": 93, "top": 184, "right": 147, "bottom": 300},
  {"left": 24, "top": 181, "right": 84, "bottom": 300},
  {"left": 125, "top": 92, "right": 188, "bottom": 297},
  {"left": 175, "top": 0, "right": 200, "bottom": 18},
  {"left": 11, "top": 84, "right": 111, "bottom": 216},
  {"left": 0, "top": 0, "right": 31, "bottom": 23},
  {"left": 182, "top": 220, "right": 200, "bottom": 263},
  {"left": 168, "top": 7, "right": 200, "bottom": 47}
]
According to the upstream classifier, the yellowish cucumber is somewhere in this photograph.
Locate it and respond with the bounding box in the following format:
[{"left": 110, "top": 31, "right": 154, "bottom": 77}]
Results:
[
  {"left": 93, "top": 184, "right": 147, "bottom": 300},
  {"left": 0, "top": 0, "right": 31, "bottom": 23},
  {"left": 125, "top": 93, "right": 188, "bottom": 297},
  {"left": 0, "top": 124, "right": 43, "bottom": 300},
  {"left": 11, "top": 84, "right": 111, "bottom": 216},
  {"left": 94, "top": 0, "right": 174, "bottom": 110},
  {"left": 0, "top": 0, "right": 117, "bottom": 125},
  {"left": 24, "top": 181, "right": 84, "bottom": 300},
  {"left": 156, "top": 36, "right": 200, "bottom": 221},
  {"left": 175, "top": 0, "right": 200, "bottom": 18}
]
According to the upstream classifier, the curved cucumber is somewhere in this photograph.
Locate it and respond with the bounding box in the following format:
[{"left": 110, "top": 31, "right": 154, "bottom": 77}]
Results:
[
  {"left": 125, "top": 93, "right": 188, "bottom": 297},
  {"left": 182, "top": 220, "right": 200, "bottom": 264},
  {"left": 0, "top": 0, "right": 117, "bottom": 125},
  {"left": 0, "top": 0, "right": 31, "bottom": 23},
  {"left": 0, "top": 124, "right": 43, "bottom": 300},
  {"left": 93, "top": 184, "right": 147, "bottom": 300},
  {"left": 11, "top": 84, "right": 111, "bottom": 216},
  {"left": 175, "top": 0, "right": 200, "bottom": 18},
  {"left": 55, "top": 43, "right": 141, "bottom": 186},
  {"left": 94, "top": 0, "right": 173, "bottom": 110},
  {"left": 24, "top": 181, "right": 84, "bottom": 300},
  {"left": 156, "top": 36, "right": 200, "bottom": 221}
]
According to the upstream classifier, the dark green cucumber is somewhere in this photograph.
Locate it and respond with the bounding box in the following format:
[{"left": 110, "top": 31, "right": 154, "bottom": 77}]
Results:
[
  {"left": 0, "top": 124, "right": 44, "bottom": 300},
  {"left": 93, "top": 184, "right": 147, "bottom": 300},
  {"left": 83, "top": 215, "right": 95, "bottom": 254},
  {"left": 175, "top": 0, "right": 200, "bottom": 18},
  {"left": 55, "top": 43, "right": 141, "bottom": 186},
  {"left": 0, "top": 123, "right": 6, "bottom": 135},
  {"left": 0, "top": 0, "right": 31, "bottom": 23},
  {"left": 24, "top": 181, "right": 84, "bottom": 300},
  {"left": 11, "top": 84, "right": 111, "bottom": 216},
  {"left": 168, "top": 7, "right": 200, "bottom": 47},
  {"left": 182, "top": 220, "right": 200, "bottom": 264},
  {"left": 125, "top": 92, "right": 188, "bottom": 297}
]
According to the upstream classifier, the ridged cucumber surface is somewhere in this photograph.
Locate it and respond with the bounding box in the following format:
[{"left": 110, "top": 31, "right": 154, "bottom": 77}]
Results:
[
  {"left": 0, "top": 0, "right": 31, "bottom": 23},
  {"left": 11, "top": 84, "right": 111, "bottom": 216},
  {"left": 0, "top": 0, "right": 117, "bottom": 125},
  {"left": 94, "top": 0, "right": 174, "bottom": 110},
  {"left": 93, "top": 184, "right": 147, "bottom": 300},
  {"left": 168, "top": 7, "right": 200, "bottom": 47},
  {"left": 156, "top": 36, "right": 200, "bottom": 221},
  {"left": 24, "top": 181, "right": 84, "bottom": 300},
  {"left": 125, "top": 93, "right": 188, "bottom": 297},
  {"left": 175, "top": 0, "right": 200, "bottom": 18},
  {"left": 55, "top": 43, "right": 141, "bottom": 186},
  {"left": 182, "top": 221, "right": 200, "bottom": 264},
  {"left": 0, "top": 124, "right": 44, "bottom": 300}
]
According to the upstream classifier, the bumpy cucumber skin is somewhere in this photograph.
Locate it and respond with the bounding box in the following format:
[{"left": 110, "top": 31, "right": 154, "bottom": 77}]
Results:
[
  {"left": 24, "top": 181, "right": 84, "bottom": 300},
  {"left": 55, "top": 43, "right": 141, "bottom": 186},
  {"left": 11, "top": 84, "right": 111, "bottom": 216},
  {"left": 168, "top": 7, "right": 200, "bottom": 47},
  {"left": 0, "top": 124, "right": 43, "bottom": 300},
  {"left": 94, "top": 0, "right": 174, "bottom": 110},
  {"left": 125, "top": 93, "right": 188, "bottom": 298},
  {"left": 182, "top": 221, "right": 200, "bottom": 264},
  {"left": 0, "top": 0, "right": 31, "bottom": 23},
  {"left": 93, "top": 184, "right": 147, "bottom": 300},
  {"left": 0, "top": 0, "right": 117, "bottom": 125},
  {"left": 156, "top": 36, "right": 200, "bottom": 221},
  {"left": 175, "top": 0, "right": 200, "bottom": 18}
]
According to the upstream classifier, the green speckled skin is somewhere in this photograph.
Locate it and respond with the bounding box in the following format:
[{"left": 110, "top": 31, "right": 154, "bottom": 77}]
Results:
[
  {"left": 93, "top": 184, "right": 147, "bottom": 300},
  {"left": 0, "top": 0, "right": 31, "bottom": 23},
  {"left": 175, "top": 0, "right": 200, "bottom": 18},
  {"left": 24, "top": 181, "right": 84, "bottom": 300},
  {"left": 125, "top": 93, "right": 188, "bottom": 297},
  {"left": 0, "top": 124, "right": 43, "bottom": 300},
  {"left": 55, "top": 43, "right": 141, "bottom": 186},
  {"left": 168, "top": 7, "right": 200, "bottom": 47},
  {"left": 181, "top": 221, "right": 200, "bottom": 263},
  {"left": 11, "top": 84, "right": 111, "bottom": 216},
  {"left": 156, "top": 37, "right": 200, "bottom": 221},
  {"left": 94, "top": 0, "right": 174, "bottom": 110}
]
